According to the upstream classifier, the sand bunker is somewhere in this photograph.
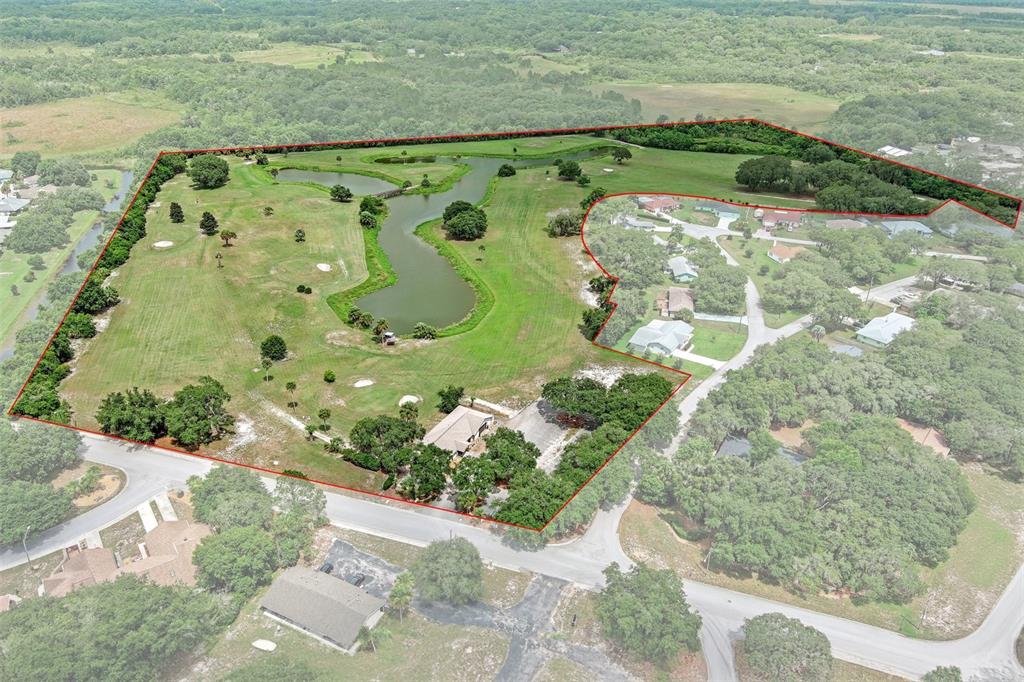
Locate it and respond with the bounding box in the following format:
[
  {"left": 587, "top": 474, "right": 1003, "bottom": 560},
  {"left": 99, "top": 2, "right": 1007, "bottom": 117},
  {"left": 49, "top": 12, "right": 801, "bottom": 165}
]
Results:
[
  {"left": 602, "top": 168, "right": 615, "bottom": 173},
  {"left": 316, "top": 263, "right": 332, "bottom": 272},
  {"left": 353, "top": 379, "right": 374, "bottom": 388},
  {"left": 153, "top": 240, "right": 174, "bottom": 249},
  {"left": 398, "top": 395, "right": 420, "bottom": 405}
]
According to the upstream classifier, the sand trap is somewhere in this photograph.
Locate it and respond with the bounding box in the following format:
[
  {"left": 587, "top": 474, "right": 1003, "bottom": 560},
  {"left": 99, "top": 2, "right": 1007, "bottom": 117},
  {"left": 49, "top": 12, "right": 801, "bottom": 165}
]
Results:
[
  {"left": 353, "top": 379, "right": 374, "bottom": 388},
  {"left": 316, "top": 263, "right": 332, "bottom": 272},
  {"left": 153, "top": 240, "right": 174, "bottom": 249},
  {"left": 602, "top": 168, "right": 615, "bottom": 173},
  {"left": 398, "top": 395, "right": 420, "bottom": 405}
]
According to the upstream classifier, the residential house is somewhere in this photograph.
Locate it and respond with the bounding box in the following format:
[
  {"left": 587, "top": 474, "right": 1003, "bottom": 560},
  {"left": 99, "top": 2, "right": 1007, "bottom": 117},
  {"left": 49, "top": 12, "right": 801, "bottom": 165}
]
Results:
[
  {"left": 621, "top": 215, "right": 659, "bottom": 230},
  {"left": 666, "top": 255, "right": 698, "bottom": 283},
  {"left": 117, "top": 520, "right": 211, "bottom": 587},
  {"left": 259, "top": 566, "right": 386, "bottom": 654},
  {"left": 877, "top": 145, "right": 912, "bottom": 157},
  {"left": 41, "top": 548, "right": 119, "bottom": 598},
  {"left": 881, "top": 220, "right": 933, "bottom": 239},
  {"left": 627, "top": 319, "right": 694, "bottom": 355},
  {"left": 423, "top": 405, "right": 494, "bottom": 454},
  {"left": 0, "top": 195, "right": 30, "bottom": 228},
  {"left": 637, "top": 196, "right": 680, "bottom": 213},
  {"left": 825, "top": 218, "right": 868, "bottom": 230},
  {"left": 655, "top": 287, "right": 694, "bottom": 318},
  {"left": 767, "top": 242, "right": 806, "bottom": 264},
  {"left": 856, "top": 312, "right": 916, "bottom": 348},
  {"left": 759, "top": 210, "right": 802, "bottom": 231},
  {"left": 40, "top": 519, "right": 211, "bottom": 597},
  {"left": 694, "top": 199, "right": 741, "bottom": 221}
]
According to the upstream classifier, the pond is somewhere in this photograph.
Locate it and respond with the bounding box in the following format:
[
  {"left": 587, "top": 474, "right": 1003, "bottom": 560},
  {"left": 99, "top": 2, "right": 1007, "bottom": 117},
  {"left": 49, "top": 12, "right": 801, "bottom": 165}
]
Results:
[
  {"left": 274, "top": 169, "right": 396, "bottom": 196},
  {"left": 281, "top": 149, "right": 607, "bottom": 334},
  {"left": 356, "top": 149, "right": 607, "bottom": 333}
]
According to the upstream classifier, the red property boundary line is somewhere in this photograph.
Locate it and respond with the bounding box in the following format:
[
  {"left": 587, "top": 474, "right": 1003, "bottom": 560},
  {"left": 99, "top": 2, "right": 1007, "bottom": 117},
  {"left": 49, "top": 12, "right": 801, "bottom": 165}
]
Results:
[{"left": 6, "top": 120, "right": 1020, "bottom": 534}]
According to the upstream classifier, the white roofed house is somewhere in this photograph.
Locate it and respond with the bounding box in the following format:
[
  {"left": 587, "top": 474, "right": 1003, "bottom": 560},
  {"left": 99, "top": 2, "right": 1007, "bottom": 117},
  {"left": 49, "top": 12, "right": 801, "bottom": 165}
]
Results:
[
  {"left": 666, "top": 255, "right": 698, "bottom": 283},
  {"left": 0, "top": 195, "right": 30, "bottom": 229},
  {"left": 422, "top": 405, "right": 494, "bottom": 454},
  {"left": 627, "top": 319, "right": 694, "bottom": 356},
  {"left": 856, "top": 312, "right": 916, "bottom": 348},
  {"left": 881, "top": 220, "right": 933, "bottom": 239},
  {"left": 694, "top": 199, "right": 741, "bottom": 221}
]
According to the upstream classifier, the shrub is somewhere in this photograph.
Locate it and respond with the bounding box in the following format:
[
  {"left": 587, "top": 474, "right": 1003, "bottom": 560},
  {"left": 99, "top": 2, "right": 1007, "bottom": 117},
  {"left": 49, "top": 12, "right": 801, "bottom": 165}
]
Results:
[
  {"left": 323, "top": 370, "right": 336, "bottom": 383},
  {"left": 260, "top": 335, "right": 287, "bottom": 361}
]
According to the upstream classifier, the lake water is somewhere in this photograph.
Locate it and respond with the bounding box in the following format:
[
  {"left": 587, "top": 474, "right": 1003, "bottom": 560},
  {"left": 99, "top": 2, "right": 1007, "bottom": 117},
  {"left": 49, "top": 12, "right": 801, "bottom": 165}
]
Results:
[
  {"left": 353, "top": 150, "right": 606, "bottom": 333},
  {"left": 275, "top": 169, "right": 396, "bottom": 196}
]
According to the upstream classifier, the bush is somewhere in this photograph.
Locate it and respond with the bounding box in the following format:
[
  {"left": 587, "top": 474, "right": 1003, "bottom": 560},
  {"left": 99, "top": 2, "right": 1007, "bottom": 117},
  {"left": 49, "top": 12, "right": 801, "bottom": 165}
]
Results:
[
  {"left": 496, "top": 164, "right": 516, "bottom": 177},
  {"left": 323, "top": 369, "right": 336, "bottom": 383}
]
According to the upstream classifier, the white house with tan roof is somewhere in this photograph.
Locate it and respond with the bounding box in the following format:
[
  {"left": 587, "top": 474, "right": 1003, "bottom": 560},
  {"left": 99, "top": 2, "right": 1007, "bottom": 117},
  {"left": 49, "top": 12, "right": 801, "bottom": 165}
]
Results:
[{"left": 423, "top": 405, "right": 494, "bottom": 454}]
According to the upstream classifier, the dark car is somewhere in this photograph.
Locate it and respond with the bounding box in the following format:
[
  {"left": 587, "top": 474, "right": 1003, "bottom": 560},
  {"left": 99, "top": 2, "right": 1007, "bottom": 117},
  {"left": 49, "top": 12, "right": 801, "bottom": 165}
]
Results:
[
  {"left": 318, "top": 562, "right": 333, "bottom": 574},
  {"left": 346, "top": 573, "right": 367, "bottom": 587}
]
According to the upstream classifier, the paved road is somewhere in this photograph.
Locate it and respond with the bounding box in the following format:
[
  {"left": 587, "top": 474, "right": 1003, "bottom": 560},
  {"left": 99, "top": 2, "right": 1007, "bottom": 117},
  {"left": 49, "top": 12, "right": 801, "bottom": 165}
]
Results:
[{"left": 10, "top": 434, "right": 1023, "bottom": 681}]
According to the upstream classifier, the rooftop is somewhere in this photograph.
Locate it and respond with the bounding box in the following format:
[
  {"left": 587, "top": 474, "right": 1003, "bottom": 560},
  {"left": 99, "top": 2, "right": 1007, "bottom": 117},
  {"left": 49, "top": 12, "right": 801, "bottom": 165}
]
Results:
[
  {"left": 628, "top": 319, "right": 694, "bottom": 352},
  {"left": 260, "top": 566, "right": 385, "bottom": 649},
  {"left": 423, "top": 405, "right": 494, "bottom": 453},
  {"left": 857, "top": 312, "right": 916, "bottom": 345}
]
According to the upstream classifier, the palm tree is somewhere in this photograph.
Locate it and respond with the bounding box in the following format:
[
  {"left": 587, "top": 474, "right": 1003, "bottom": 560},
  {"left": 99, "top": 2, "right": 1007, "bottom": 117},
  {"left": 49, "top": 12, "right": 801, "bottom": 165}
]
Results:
[
  {"left": 261, "top": 358, "right": 273, "bottom": 381},
  {"left": 317, "top": 408, "right": 331, "bottom": 429},
  {"left": 810, "top": 324, "right": 826, "bottom": 342},
  {"left": 304, "top": 424, "right": 317, "bottom": 441},
  {"left": 286, "top": 381, "right": 297, "bottom": 394},
  {"left": 356, "top": 625, "right": 391, "bottom": 653}
]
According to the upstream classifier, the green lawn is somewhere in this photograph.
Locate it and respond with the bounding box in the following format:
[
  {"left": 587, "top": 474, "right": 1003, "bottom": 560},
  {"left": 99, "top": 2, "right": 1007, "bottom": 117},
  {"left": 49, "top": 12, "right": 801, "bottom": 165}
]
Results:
[
  {"left": 0, "top": 169, "right": 123, "bottom": 346},
  {"left": 689, "top": 321, "right": 747, "bottom": 361},
  {"left": 584, "top": 148, "right": 812, "bottom": 208},
  {"left": 59, "top": 144, "right": 631, "bottom": 485}
]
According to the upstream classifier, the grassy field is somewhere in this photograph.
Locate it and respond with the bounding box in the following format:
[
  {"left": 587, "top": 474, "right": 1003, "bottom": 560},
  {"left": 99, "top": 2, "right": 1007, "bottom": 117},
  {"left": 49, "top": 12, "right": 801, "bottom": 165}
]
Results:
[
  {"left": 621, "top": 459, "right": 1024, "bottom": 640},
  {"left": 233, "top": 42, "right": 350, "bottom": 68},
  {"left": 0, "top": 169, "right": 124, "bottom": 346},
  {"left": 0, "top": 91, "right": 182, "bottom": 155},
  {"left": 580, "top": 148, "right": 813, "bottom": 208},
  {"left": 58, "top": 142, "right": 626, "bottom": 485},
  {"left": 596, "top": 82, "right": 841, "bottom": 133},
  {"left": 55, "top": 137, "right": 784, "bottom": 490},
  {"left": 689, "top": 320, "right": 747, "bottom": 361}
]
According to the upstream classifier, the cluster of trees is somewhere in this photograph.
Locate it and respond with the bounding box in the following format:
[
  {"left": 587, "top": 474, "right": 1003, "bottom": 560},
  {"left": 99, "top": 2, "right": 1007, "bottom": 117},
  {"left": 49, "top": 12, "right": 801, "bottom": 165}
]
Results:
[
  {"left": 596, "top": 563, "right": 701, "bottom": 664},
  {"left": 0, "top": 575, "right": 231, "bottom": 682},
  {"left": 2, "top": 187, "right": 104, "bottom": 253},
  {"left": 36, "top": 157, "right": 91, "bottom": 187},
  {"left": 546, "top": 209, "right": 584, "bottom": 237},
  {"left": 410, "top": 537, "right": 484, "bottom": 605},
  {"left": 736, "top": 154, "right": 933, "bottom": 216},
  {"left": 188, "top": 466, "right": 326, "bottom": 598},
  {"left": 0, "top": 419, "right": 84, "bottom": 545},
  {"left": 95, "top": 376, "right": 234, "bottom": 450},
  {"left": 359, "top": 194, "right": 386, "bottom": 229},
  {"left": 646, "top": 336, "right": 982, "bottom": 601},
  {"left": 759, "top": 227, "right": 920, "bottom": 327},
  {"left": 495, "top": 372, "right": 674, "bottom": 528},
  {"left": 441, "top": 200, "right": 488, "bottom": 240},
  {"left": 12, "top": 154, "right": 187, "bottom": 423}
]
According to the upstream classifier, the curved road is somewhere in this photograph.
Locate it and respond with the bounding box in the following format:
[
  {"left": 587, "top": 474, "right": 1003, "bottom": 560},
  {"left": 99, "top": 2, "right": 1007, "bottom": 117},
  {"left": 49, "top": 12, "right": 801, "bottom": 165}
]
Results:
[{"left": 5, "top": 434, "right": 1021, "bottom": 681}]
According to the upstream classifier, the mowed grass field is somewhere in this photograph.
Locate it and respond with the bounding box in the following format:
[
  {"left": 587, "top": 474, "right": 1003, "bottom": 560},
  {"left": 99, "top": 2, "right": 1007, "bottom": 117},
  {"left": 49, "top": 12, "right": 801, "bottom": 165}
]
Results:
[
  {"left": 0, "top": 91, "right": 182, "bottom": 155},
  {"left": 59, "top": 138, "right": 756, "bottom": 487},
  {"left": 580, "top": 148, "right": 813, "bottom": 209},
  {"left": 596, "top": 82, "right": 841, "bottom": 133}
]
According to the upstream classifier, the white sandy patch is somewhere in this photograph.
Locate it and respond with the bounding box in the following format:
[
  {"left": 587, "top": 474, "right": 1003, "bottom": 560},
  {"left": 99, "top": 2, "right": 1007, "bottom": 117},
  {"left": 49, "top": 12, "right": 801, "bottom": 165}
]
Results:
[
  {"left": 602, "top": 168, "right": 615, "bottom": 173},
  {"left": 316, "top": 263, "right": 332, "bottom": 272},
  {"left": 225, "top": 414, "right": 257, "bottom": 454},
  {"left": 336, "top": 258, "right": 348, "bottom": 277},
  {"left": 153, "top": 240, "right": 174, "bottom": 249},
  {"left": 353, "top": 379, "right": 374, "bottom": 388},
  {"left": 398, "top": 395, "right": 420, "bottom": 405}
]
